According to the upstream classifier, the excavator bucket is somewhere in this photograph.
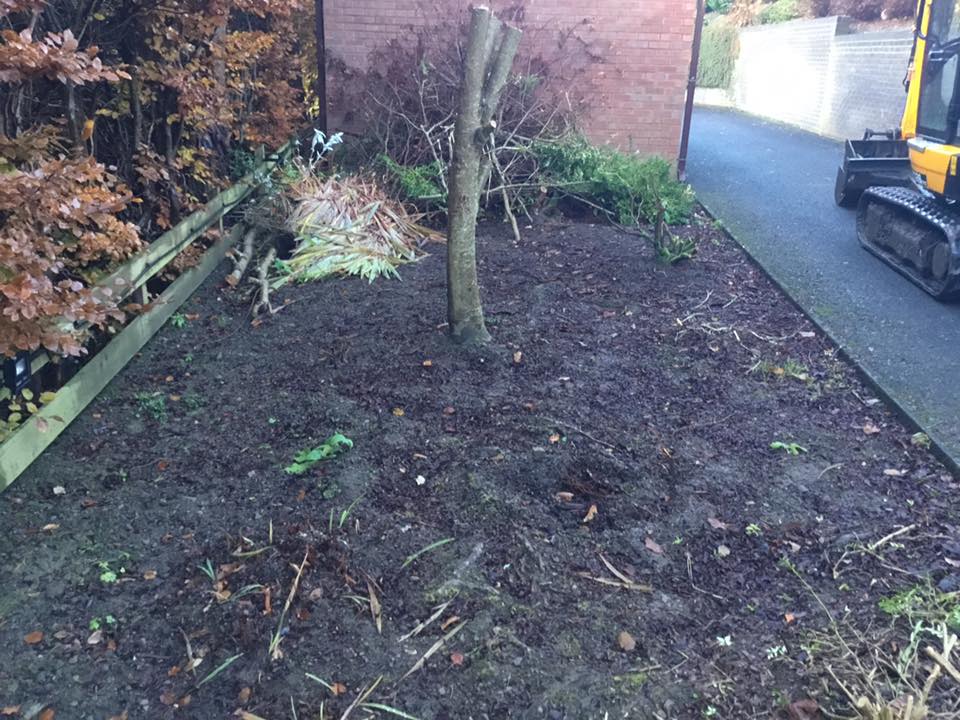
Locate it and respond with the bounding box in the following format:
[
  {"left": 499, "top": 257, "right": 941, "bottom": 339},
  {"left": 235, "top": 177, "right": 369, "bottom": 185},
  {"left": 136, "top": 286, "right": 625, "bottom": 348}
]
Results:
[{"left": 834, "top": 134, "right": 912, "bottom": 207}]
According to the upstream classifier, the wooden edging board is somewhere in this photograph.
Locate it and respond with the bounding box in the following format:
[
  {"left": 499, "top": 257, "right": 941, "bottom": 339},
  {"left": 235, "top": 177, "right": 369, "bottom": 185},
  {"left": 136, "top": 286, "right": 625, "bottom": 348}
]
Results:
[{"left": 0, "top": 224, "right": 245, "bottom": 489}]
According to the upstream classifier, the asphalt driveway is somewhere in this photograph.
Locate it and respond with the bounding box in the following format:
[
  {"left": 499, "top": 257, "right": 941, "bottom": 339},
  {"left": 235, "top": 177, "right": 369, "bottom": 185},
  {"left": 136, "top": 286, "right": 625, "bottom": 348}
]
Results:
[{"left": 687, "top": 107, "right": 960, "bottom": 469}]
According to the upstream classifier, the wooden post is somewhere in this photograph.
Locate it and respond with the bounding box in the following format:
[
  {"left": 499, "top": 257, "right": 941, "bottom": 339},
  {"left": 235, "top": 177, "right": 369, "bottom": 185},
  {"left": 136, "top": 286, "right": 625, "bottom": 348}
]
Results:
[{"left": 446, "top": 6, "right": 521, "bottom": 345}]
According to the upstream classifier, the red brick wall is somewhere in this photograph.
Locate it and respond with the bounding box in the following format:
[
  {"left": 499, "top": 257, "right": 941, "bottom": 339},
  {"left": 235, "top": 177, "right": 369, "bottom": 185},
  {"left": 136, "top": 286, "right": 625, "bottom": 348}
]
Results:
[{"left": 324, "top": 0, "right": 698, "bottom": 161}]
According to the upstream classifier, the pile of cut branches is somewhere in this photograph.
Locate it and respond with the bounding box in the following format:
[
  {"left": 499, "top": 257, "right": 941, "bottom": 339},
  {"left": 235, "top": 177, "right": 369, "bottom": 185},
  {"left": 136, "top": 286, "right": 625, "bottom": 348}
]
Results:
[{"left": 276, "top": 174, "right": 437, "bottom": 285}]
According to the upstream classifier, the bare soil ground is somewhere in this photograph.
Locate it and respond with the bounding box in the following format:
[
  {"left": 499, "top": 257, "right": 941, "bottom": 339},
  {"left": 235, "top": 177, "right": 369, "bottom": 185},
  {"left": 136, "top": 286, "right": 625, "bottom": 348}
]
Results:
[{"left": 1, "top": 214, "right": 957, "bottom": 720}]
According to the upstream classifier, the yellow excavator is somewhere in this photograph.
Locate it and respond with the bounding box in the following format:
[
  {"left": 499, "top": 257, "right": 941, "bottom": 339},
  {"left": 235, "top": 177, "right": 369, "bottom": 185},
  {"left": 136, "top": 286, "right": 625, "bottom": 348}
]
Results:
[{"left": 835, "top": 0, "right": 960, "bottom": 299}]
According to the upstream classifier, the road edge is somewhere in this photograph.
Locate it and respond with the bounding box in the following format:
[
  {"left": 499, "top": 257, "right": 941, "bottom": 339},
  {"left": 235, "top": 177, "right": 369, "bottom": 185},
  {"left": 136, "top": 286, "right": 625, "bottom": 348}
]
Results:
[{"left": 696, "top": 199, "right": 960, "bottom": 477}]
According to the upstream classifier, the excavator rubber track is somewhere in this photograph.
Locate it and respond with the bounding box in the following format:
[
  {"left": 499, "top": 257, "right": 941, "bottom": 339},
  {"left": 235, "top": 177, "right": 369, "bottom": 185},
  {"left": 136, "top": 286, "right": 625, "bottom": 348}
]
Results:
[{"left": 856, "top": 185, "right": 960, "bottom": 300}]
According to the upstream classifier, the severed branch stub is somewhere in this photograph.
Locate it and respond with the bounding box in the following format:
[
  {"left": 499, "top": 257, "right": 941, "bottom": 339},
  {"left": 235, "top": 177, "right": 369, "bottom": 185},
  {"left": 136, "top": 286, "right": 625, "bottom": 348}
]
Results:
[{"left": 446, "top": 6, "right": 522, "bottom": 344}]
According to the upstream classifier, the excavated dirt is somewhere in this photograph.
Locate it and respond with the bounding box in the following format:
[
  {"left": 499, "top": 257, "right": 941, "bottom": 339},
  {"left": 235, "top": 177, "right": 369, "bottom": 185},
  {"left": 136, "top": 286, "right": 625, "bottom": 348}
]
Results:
[{"left": 1, "top": 213, "right": 958, "bottom": 720}]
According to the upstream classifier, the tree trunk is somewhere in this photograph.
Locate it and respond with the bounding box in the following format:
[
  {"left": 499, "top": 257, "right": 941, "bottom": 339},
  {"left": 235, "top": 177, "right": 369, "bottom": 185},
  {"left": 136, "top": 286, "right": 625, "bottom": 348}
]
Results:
[{"left": 446, "top": 6, "right": 521, "bottom": 345}]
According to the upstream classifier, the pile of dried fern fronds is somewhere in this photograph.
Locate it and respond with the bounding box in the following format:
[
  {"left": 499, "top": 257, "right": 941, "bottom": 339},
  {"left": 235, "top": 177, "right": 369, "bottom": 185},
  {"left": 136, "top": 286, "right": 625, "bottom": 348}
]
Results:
[{"left": 275, "top": 174, "right": 439, "bottom": 285}]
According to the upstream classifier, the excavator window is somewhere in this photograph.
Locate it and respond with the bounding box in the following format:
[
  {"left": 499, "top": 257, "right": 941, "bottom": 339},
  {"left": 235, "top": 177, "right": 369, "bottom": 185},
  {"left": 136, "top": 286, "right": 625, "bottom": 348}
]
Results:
[{"left": 918, "top": 1, "right": 960, "bottom": 142}]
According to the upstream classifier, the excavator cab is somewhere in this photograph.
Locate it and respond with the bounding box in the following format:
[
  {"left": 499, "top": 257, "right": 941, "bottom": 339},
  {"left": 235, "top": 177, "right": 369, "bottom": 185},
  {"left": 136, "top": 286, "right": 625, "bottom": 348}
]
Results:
[{"left": 835, "top": 0, "right": 960, "bottom": 299}]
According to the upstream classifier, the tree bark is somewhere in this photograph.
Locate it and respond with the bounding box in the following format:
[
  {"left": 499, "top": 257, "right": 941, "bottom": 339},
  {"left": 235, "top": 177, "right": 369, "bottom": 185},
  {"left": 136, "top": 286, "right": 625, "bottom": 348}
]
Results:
[{"left": 446, "top": 6, "right": 521, "bottom": 345}]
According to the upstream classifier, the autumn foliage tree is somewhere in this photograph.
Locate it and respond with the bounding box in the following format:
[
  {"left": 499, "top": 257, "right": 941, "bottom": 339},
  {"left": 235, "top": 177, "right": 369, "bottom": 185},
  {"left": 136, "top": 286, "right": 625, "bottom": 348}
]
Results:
[{"left": 0, "top": 0, "right": 311, "bottom": 359}]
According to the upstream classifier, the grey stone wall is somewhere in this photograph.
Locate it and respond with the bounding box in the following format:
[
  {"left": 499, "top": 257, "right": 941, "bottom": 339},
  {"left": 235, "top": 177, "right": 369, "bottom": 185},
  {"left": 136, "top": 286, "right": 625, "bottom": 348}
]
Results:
[{"left": 709, "top": 16, "right": 914, "bottom": 140}]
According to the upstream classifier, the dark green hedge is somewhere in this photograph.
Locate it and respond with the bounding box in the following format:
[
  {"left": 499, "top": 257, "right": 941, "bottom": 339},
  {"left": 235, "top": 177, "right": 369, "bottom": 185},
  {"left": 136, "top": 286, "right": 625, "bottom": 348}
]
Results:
[{"left": 697, "top": 20, "right": 739, "bottom": 90}]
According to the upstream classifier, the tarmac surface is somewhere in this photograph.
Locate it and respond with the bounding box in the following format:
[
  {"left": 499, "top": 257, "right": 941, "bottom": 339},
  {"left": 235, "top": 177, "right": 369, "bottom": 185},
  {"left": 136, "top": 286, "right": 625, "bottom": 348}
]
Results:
[{"left": 687, "top": 107, "right": 960, "bottom": 470}]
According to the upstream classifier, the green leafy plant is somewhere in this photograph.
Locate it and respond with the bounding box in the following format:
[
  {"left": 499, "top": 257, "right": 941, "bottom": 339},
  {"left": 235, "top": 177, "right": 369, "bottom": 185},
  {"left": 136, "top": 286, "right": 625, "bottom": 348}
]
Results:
[
  {"left": 879, "top": 584, "right": 960, "bottom": 630},
  {"left": 532, "top": 136, "right": 695, "bottom": 226},
  {"left": 381, "top": 155, "right": 446, "bottom": 206},
  {"left": 757, "top": 0, "right": 802, "bottom": 23},
  {"left": 0, "top": 387, "right": 57, "bottom": 442},
  {"left": 746, "top": 523, "right": 763, "bottom": 537},
  {"left": 89, "top": 615, "right": 117, "bottom": 631},
  {"left": 97, "top": 561, "right": 125, "bottom": 584},
  {"left": 285, "top": 433, "right": 354, "bottom": 475},
  {"left": 135, "top": 392, "right": 167, "bottom": 423},
  {"left": 169, "top": 313, "right": 187, "bottom": 329},
  {"left": 198, "top": 558, "right": 216, "bottom": 582},
  {"left": 770, "top": 440, "right": 807, "bottom": 456},
  {"left": 329, "top": 495, "right": 364, "bottom": 532}
]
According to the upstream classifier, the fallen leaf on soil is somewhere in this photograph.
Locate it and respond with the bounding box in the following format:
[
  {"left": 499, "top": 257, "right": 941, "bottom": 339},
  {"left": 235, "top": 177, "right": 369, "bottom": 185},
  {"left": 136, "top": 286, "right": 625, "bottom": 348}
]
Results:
[
  {"left": 523, "top": 402, "right": 537, "bottom": 411},
  {"left": 441, "top": 615, "right": 461, "bottom": 631},
  {"left": 1, "top": 706, "right": 20, "bottom": 716},
  {"left": 883, "top": 468, "right": 907, "bottom": 477},
  {"left": 106, "top": 638, "right": 117, "bottom": 652},
  {"left": 23, "top": 631, "right": 43, "bottom": 645},
  {"left": 38, "top": 710, "right": 54, "bottom": 720},
  {"left": 80, "top": 497, "right": 97, "bottom": 508},
  {"left": 157, "top": 460, "right": 169, "bottom": 471},
  {"left": 422, "top": 360, "right": 433, "bottom": 367},
  {"left": 513, "top": 351, "right": 522, "bottom": 364},
  {"left": 107, "top": 712, "right": 128, "bottom": 720},
  {"left": 234, "top": 712, "right": 267, "bottom": 720},
  {"left": 707, "top": 517, "right": 728, "bottom": 531},
  {"left": 549, "top": 433, "right": 560, "bottom": 444},
  {"left": 295, "top": 607, "right": 310, "bottom": 621},
  {"left": 784, "top": 612, "right": 796, "bottom": 624},
  {"left": 238, "top": 687, "right": 252, "bottom": 704},
  {"left": 87, "top": 629, "right": 103, "bottom": 645},
  {"left": 143, "top": 570, "right": 157, "bottom": 580},
  {"left": 717, "top": 545, "right": 731, "bottom": 558},
  {"left": 617, "top": 631, "right": 636, "bottom": 652},
  {"left": 167, "top": 665, "right": 180, "bottom": 677},
  {"left": 296, "top": 488, "right": 306, "bottom": 502},
  {"left": 331, "top": 682, "right": 347, "bottom": 696},
  {"left": 786, "top": 698, "right": 821, "bottom": 720},
  {"left": 554, "top": 491, "right": 574, "bottom": 503},
  {"left": 442, "top": 406, "right": 455, "bottom": 416},
  {"left": 645, "top": 537, "right": 663, "bottom": 555},
  {"left": 160, "top": 690, "right": 177, "bottom": 706},
  {"left": 178, "top": 695, "right": 191, "bottom": 707},
  {"left": 307, "top": 587, "right": 322, "bottom": 602},
  {"left": 52, "top": 486, "right": 66, "bottom": 496},
  {"left": 450, "top": 651, "right": 465, "bottom": 666},
  {"left": 169, "top": 395, "right": 181, "bottom": 402},
  {"left": 582, "top": 504, "right": 598, "bottom": 523},
  {"left": 392, "top": 407, "right": 405, "bottom": 417},
  {"left": 41, "top": 523, "right": 59, "bottom": 533},
  {"left": 863, "top": 422, "right": 881, "bottom": 435}
]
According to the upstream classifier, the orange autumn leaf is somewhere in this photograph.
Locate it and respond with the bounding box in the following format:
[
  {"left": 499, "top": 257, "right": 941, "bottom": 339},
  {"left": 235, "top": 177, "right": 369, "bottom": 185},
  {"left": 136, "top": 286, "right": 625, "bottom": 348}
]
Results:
[{"left": 23, "top": 631, "right": 43, "bottom": 645}]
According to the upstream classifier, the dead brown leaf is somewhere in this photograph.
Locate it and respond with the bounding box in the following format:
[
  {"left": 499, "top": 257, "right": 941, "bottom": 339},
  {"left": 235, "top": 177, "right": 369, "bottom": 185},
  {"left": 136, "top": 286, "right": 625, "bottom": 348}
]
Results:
[
  {"left": 160, "top": 689, "right": 177, "bottom": 706},
  {"left": 80, "top": 497, "right": 97, "bottom": 509},
  {"left": 582, "top": 504, "right": 598, "bottom": 523},
  {"left": 554, "top": 491, "right": 574, "bottom": 503},
  {"left": 234, "top": 713, "right": 268, "bottom": 720},
  {"left": 107, "top": 712, "right": 128, "bottom": 720},
  {"left": 143, "top": 570, "right": 157, "bottom": 581},
  {"left": 86, "top": 629, "right": 103, "bottom": 645},
  {"left": 331, "top": 682, "right": 347, "bottom": 696},
  {"left": 784, "top": 612, "right": 796, "bottom": 624},
  {"left": 863, "top": 421, "right": 881, "bottom": 435},
  {"left": 23, "top": 631, "right": 43, "bottom": 645},
  {"left": 707, "top": 517, "right": 728, "bottom": 531},
  {"left": 617, "top": 631, "right": 636, "bottom": 652},
  {"left": 1, "top": 706, "right": 20, "bottom": 716},
  {"left": 441, "top": 615, "right": 461, "bottom": 631},
  {"left": 644, "top": 537, "right": 663, "bottom": 555},
  {"left": 450, "top": 651, "right": 465, "bottom": 666},
  {"left": 549, "top": 433, "right": 561, "bottom": 444},
  {"left": 442, "top": 406, "right": 455, "bottom": 416},
  {"left": 38, "top": 710, "right": 54, "bottom": 720},
  {"left": 786, "top": 698, "right": 822, "bottom": 720},
  {"left": 40, "top": 523, "right": 59, "bottom": 533},
  {"left": 238, "top": 687, "right": 252, "bottom": 704},
  {"left": 392, "top": 407, "right": 405, "bottom": 417}
]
